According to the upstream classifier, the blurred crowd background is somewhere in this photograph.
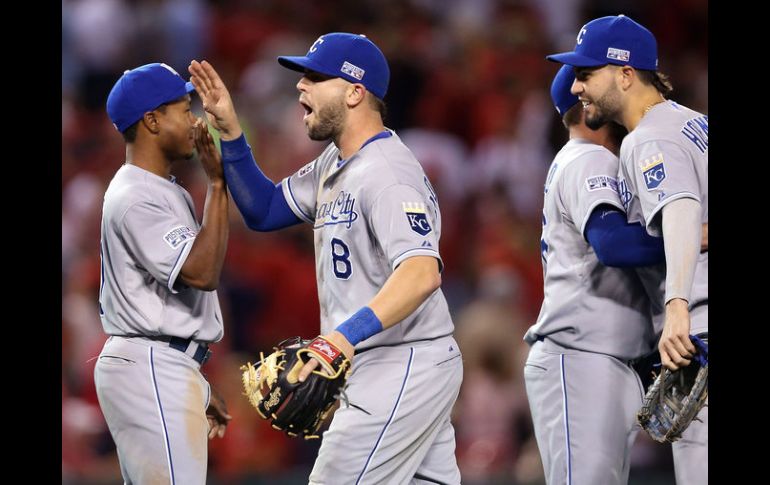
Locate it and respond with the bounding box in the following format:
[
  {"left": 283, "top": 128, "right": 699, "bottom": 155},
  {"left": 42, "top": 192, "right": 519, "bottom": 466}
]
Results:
[{"left": 61, "top": 0, "right": 707, "bottom": 483}]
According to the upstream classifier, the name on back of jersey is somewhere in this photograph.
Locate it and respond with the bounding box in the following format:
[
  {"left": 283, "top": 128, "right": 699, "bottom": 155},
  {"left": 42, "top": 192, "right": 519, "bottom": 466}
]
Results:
[{"left": 681, "top": 115, "right": 708, "bottom": 154}]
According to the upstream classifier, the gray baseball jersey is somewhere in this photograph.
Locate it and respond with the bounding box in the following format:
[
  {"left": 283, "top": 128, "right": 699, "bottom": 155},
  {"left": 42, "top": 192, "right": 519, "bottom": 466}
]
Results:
[
  {"left": 98, "top": 163, "right": 223, "bottom": 342},
  {"left": 617, "top": 100, "right": 708, "bottom": 485},
  {"left": 95, "top": 163, "right": 223, "bottom": 485},
  {"left": 281, "top": 130, "right": 454, "bottom": 349},
  {"left": 618, "top": 100, "right": 708, "bottom": 336},
  {"left": 524, "top": 139, "right": 655, "bottom": 361},
  {"left": 524, "top": 139, "right": 654, "bottom": 484},
  {"left": 281, "top": 131, "right": 461, "bottom": 484}
]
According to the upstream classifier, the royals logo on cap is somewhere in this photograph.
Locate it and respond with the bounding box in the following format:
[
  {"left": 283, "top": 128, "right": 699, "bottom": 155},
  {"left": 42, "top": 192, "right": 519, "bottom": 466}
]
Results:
[
  {"left": 277, "top": 32, "right": 390, "bottom": 99},
  {"left": 546, "top": 15, "right": 658, "bottom": 71}
]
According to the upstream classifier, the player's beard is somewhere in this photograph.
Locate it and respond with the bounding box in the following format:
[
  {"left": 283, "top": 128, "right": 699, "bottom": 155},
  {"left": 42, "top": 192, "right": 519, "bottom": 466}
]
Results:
[
  {"left": 307, "top": 95, "right": 346, "bottom": 142},
  {"left": 585, "top": 83, "right": 622, "bottom": 131}
]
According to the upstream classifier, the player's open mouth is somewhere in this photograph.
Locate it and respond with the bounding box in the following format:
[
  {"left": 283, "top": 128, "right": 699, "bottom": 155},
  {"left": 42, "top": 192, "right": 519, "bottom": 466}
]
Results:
[{"left": 300, "top": 101, "right": 313, "bottom": 120}]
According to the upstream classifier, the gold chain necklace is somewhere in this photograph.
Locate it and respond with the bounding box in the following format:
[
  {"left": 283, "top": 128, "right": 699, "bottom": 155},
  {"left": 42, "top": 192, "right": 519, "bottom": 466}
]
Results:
[{"left": 643, "top": 99, "right": 665, "bottom": 116}]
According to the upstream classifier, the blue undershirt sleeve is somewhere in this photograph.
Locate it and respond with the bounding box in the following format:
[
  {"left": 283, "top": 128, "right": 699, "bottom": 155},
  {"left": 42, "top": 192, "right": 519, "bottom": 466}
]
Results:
[
  {"left": 220, "top": 134, "right": 301, "bottom": 231},
  {"left": 584, "top": 204, "right": 665, "bottom": 267}
]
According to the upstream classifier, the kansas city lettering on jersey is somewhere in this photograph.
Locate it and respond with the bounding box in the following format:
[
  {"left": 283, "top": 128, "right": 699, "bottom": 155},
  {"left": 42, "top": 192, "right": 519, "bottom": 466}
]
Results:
[
  {"left": 681, "top": 115, "right": 708, "bottom": 153},
  {"left": 618, "top": 177, "right": 633, "bottom": 212},
  {"left": 640, "top": 153, "right": 666, "bottom": 190},
  {"left": 315, "top": 190, "right": 359, "bottom": 229}
]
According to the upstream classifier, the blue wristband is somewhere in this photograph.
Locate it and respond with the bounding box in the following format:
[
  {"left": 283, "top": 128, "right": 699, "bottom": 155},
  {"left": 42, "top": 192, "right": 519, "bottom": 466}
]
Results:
[{"left": 336, "top": 307, "right": 383, "bottom": 346}]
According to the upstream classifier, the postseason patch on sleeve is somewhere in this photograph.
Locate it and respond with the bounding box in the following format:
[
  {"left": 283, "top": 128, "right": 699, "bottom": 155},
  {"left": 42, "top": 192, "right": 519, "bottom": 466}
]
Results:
[
  {"left": 163, "top": 225, "right": 196, "bottom": 249},
  {"left": 298, "top": 160, "right": 316, "bottom": 178},
  {"left": 585, "top": 175, "right": 619, "bottom": 193},
  {"left": 403, "top": 202, "right": 432, "bottom": 236}
]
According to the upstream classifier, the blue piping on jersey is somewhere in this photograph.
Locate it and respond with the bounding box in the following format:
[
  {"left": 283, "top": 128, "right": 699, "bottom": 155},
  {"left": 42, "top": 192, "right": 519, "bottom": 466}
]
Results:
[
  {"left": 168, "top": 240, "right": 194, "bottom": 292},
  {"left": 392, "top": 247, "right": 442, "bottom": 272},
  {"left": 356, "top": 347, "right": 414, "bottom": 485},
  {"left": 150, "top": 347, "right": 176, "bottom": 485},
  {"left": 559, "top": 354, "right": 572, "bottom": 485},
  {"left": 285, "top": 177, "right": 314, "bottom": 223},
  {"left": 337, "top": 130, "right": 392, "bottom": 168}
]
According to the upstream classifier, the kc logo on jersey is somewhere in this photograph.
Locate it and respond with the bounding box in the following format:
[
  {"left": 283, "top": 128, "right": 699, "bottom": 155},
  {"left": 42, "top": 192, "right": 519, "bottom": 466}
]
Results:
[
  {"left": 403, "top": 202, "right": 432, "bottom": 236},
  {"left": 641, "top": 153, "right": 666, "bottom": 190},
  {"left": 163, "top": 225, "right": 196, "bottom": 249}
]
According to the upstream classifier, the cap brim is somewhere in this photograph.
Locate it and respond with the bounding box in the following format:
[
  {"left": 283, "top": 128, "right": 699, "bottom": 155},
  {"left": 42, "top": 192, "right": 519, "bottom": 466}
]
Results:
[
  {"left": 277, "top": 56, "right": 338, "bottom": 79},
  {"left": 546, "top": 52, "right": 608, "bottom": 67},
  {"left": 184, "top": 81, "right": 195, "bottom": 93}
]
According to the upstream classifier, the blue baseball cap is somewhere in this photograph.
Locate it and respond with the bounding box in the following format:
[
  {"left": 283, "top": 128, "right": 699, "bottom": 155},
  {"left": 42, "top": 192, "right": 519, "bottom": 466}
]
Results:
[
  {"left": 551, "top": 65, "right": 579, "bottom": 116},
  {"left": 547, "top": 15, "right": 658, "bottom": 71},
  {"left": 106, "top": 63, "right": 194, "bottom": 133},
  {"left": 278, "top": 32, "right": 390, "bottom": 99}
]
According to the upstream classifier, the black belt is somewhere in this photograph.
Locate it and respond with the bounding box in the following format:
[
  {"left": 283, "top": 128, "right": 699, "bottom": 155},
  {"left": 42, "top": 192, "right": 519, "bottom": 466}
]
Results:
[{"left": 168, "top": 336, "right": 212, "bottom": 365}]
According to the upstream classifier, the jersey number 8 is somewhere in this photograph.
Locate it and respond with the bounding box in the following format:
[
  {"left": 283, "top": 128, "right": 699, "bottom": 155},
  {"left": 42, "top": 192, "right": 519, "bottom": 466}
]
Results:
[{"left": 331, "top": 238, "right": 352, "bottom": 279}]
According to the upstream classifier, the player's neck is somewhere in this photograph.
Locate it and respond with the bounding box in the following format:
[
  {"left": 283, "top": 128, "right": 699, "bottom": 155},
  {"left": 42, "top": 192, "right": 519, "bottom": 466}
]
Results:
[
  {"left": 624, "top": 88, "right": 665, "bottom": 132},
  {"left": 125, "top": 143, "right": 173, "bottom": 179},
  {"left": 336, "top": 114, "right": 386, "bottom": 160},
  {"left": 570, "top": 124, "right": 618, "bottom": 155}
]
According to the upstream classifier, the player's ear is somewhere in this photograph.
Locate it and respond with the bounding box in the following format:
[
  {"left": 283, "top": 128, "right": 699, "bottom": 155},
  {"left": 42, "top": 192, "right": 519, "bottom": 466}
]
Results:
[
  {"left": 141, "top": 111, "right": 161, "bottom": 134},
  {"left": 619, "top": 66, "right": 635, "bottom": 91},
  {"left": 346, "top": 83, "right": 366, "bottom": 108}
]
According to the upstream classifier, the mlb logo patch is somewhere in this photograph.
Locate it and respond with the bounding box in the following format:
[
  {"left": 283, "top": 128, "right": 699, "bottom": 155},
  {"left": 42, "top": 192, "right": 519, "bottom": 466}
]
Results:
[
  {"left": 607, "top": 47, "right": 630, "bottom": 62},
  {"left": 403, "top": 202, "right": 432, "bottom": 236},
  {"left": 341, "top": 61, "right": 365, "bottom": 80},
  {"left": 641, "top": 153, "right": 666, "bottom": 190},
  {"left": 163, "top": 225, "right": 196, "bottom": 249}
]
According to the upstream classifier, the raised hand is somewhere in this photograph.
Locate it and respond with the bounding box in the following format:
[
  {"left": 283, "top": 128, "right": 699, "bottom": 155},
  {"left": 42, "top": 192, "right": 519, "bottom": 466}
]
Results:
[
  {"left": 188, "top": 60, "right": 243, "bottom": 141},
  {"left": 193, "top": 118, "right": 224, "bottom": 183}
]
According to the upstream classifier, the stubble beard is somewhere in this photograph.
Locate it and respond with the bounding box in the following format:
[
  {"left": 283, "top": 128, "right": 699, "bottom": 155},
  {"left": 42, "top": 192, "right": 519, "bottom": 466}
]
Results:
[
  {"left": 307, "top": 96, "right": 346, "bottom": 142},
  {"left": 585, "top": 84, "right": 622, "bottom": 131}
]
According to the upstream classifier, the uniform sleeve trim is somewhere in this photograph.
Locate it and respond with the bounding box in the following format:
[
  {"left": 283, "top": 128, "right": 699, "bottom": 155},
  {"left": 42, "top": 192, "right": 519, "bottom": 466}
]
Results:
[
  {"left": 281, "top": 177, "right": 314, "bottom": 224},
  {"left": 168, "top": 239, "right": 195, "bottom": 293},
  {"left": 392, "top": 248, "right": 444, "bottom": 272},
  {"left": 646, "top": 192, "right": 701, "bottom": 230},
  {"left": 579, "top": 198, "right": 625, "bottom": 236}
]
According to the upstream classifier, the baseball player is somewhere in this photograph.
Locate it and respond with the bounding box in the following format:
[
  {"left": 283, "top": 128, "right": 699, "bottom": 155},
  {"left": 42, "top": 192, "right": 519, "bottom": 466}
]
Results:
[
  {"left": 95, "top": 63, "right": 232, "bottom": 485},
  {"left": 188, "top": 32, "right": 462, "bottom": 484},
  {"left": 547, "top": 15, "right": 708, "bottom": 484},
  {"left": 524, "top": 64, "right": 677, "bottom": 485}
]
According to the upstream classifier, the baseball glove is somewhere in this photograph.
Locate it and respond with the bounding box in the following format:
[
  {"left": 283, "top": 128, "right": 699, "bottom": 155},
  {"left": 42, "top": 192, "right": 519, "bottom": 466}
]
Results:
[
  {"left": 636, "top": 335, "right": 708, "bottom": 443},
  {"left": 240, "top": 336, "right": 351, "bottom": 439}
]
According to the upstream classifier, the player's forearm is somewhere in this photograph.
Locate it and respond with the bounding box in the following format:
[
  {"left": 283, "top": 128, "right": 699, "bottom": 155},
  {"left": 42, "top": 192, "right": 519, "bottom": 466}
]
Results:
[
  {"left": 334, "top": 256, "right": 441, "bottom": 347},
  {"left": 585, "top": 206, "right": 665, "bottom": 267},
  {"left": 220, "top": 135, "right": 299, "bottom": 230},
  {"left": 369, "top": 256, "right": 442, "bottom": 329},
  {"left": 180, "top": 182, "right": 229, "bottom": 290},
  {"left": 662, "top": 198, "right": 701, "bottom": 303}
]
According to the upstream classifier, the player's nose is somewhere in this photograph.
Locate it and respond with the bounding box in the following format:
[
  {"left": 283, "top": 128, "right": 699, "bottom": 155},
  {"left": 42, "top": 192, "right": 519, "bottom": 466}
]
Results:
[{"left": 570, "top": 79, "right": 583, "bottom": 96}]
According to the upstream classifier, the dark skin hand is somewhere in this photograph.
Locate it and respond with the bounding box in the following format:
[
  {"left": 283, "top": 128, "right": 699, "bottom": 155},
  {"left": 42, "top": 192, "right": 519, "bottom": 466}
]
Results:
[{"left": 206, "top": 384, "right": 232, "bottom": 439}]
